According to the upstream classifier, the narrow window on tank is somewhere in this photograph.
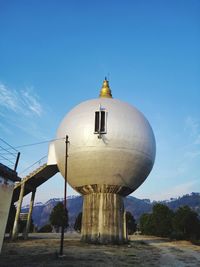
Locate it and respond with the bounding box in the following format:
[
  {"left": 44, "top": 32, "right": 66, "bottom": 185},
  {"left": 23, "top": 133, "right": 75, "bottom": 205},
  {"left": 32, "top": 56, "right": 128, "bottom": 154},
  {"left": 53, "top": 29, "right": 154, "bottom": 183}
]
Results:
[
  {"left": 100, "top": 111, "right": 105, "bottom": 132},
  {"left": 95, "top": 111, "right": 100, "bottom": 133},
  {"left": 94, "top": 110, "right": 107, "bottom": 136}
]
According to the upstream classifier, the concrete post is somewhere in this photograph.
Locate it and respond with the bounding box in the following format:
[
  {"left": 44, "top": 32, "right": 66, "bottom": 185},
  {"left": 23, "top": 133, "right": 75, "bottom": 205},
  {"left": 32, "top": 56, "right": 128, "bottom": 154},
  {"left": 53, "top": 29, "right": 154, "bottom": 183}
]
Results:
[
  {"left": 123, "top": 211, "right": 127, "bottom": 242},
  {"left": 12, "top": 182, "right": 25, "bottom": 240},
  {"left": 24, "top": 189, "right": 36, "bottom": 239}
]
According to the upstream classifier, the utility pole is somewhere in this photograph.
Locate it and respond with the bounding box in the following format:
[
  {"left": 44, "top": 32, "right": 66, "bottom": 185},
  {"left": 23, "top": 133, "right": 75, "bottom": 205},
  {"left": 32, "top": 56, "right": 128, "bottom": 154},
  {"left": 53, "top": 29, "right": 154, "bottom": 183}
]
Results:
[
  {"left": 14, "top": 152, "right": 20, "bottom": 171},
  {"left": 59, "top": 135, "right": 69, "bottom": 256}
]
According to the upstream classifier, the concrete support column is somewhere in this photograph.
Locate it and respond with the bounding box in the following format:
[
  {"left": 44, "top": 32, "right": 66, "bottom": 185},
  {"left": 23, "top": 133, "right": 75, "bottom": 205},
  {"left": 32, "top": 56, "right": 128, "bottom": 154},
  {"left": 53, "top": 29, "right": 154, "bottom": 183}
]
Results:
[
  {"left": 12, "top": 182, "right": 25, "bottom": 240},
  {"left": 24, "top": 189, "right": 36, "bottom": 239},
  {"left": 81, "top": 193, "right": 127, "bottom": 244}
]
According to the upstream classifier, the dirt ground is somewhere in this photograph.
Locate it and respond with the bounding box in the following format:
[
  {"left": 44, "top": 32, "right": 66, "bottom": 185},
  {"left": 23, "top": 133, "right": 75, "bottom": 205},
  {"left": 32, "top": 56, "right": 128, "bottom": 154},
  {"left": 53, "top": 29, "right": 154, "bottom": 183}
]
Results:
[{"left": 0, "top": 233, "right": 200, "bottom": 267}]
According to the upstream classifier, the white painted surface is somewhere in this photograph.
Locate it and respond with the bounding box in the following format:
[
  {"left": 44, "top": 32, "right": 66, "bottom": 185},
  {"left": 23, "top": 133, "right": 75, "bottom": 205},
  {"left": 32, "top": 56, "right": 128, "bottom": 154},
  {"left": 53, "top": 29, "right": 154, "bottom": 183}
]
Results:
[
  {"left": 52, "top": 98, "right": 156, "bottom": 195},
  {"left": 47, "top": 141, "right": 57, "bottom": 165},
  {"left": 0, "top": 179, "right": 14, "bottom": 253}
]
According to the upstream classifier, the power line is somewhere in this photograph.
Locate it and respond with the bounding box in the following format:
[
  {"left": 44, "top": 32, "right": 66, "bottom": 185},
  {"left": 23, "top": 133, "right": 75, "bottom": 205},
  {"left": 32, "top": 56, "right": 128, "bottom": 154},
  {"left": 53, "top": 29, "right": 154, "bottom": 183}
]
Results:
[
  {"left": 0, "top": 137, "right": 18, "bottom": 152},
  {"left": 0, "top": 138, "right": 19, "bottom": 169},
  {"left": 0, "top": 152, "right": 18, "bottom": 156},
  {"left": 0, "top": 137, "right": 65, "bottom": 173},
  {"left": 0, "top": 144, "right": 18, "bottom": 157},
  {"left": 0, "top": 154, "right": 15, "bottom": 165},
  {"left": 0, "top": 137, "right": 65, "bottom": 151}
]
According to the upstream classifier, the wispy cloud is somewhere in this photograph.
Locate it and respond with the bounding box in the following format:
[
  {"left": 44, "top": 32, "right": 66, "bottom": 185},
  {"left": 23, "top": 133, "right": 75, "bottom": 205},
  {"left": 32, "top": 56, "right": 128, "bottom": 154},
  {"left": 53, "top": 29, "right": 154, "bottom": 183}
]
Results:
[
  {"left": 151, "top": 180, "right": 199, "bottom": 201},
  {"left": 184, "top": 116, "right": 199, "bottom": 136},
  {"left": 0, "top": 83, "right": 19, "bottom": 112},
  {"left": 183, "top": 116, "right": 200, "bottom": 160},
  {"left": 184, "top": 150, "right": 200, "bottom": 160},
  {"left": 0, "top": 121, "right": 12, "bottom": 135},
  {"left": 0, "top": 82, "right": 46, "bottom": 138},
  {"left": 184, "top": 116, "right": 200, "bottom": 145},
  {"left": 0, "top": 83, "right": 43, "bottom": 117},
  {"left": 194, "top": 134, "right": 200, "bottom": 145},
  {"left": 21, "top": 89, "right": 42, "bottom": 116}
]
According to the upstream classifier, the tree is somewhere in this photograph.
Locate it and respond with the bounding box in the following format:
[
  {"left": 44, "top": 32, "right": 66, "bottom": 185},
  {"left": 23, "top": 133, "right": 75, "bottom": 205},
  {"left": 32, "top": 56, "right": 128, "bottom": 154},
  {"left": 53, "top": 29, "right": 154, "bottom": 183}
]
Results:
[
  {"left": 139, "top": 204, "right": 173, "bottom": 237},
  {"left": 151, "top": 203, "right": 174, "bottom": 237},
  {"left": 49, "top": 202, "right": 68, "bottom": 232},
  {"left": 126, "top": 211, "right": 137, "bottom": 235},
  {"left": 139, "top": 213, "right": 155, "bottom": 235},
  {"left": 172, "top": 206, "right": 200, "bottom": 241},
  {"left": 19, "top": 217, "right": 35, "bottom": 233},
  {"left": 139, "top": 204, "right": 200, "bottom": 241},
  {"left": 39, "top": 224, "right": 53, "bottom": 233},
  {"left": 74, "top": 212, "right": 82, "bottom": 233}
]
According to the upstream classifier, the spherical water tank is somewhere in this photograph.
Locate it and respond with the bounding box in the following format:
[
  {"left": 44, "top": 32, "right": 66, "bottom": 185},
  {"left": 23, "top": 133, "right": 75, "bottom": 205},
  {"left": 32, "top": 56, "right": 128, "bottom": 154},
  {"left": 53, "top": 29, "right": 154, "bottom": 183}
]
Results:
[{"left": 54, "top": 80, "right": 156, "bottom": 196}]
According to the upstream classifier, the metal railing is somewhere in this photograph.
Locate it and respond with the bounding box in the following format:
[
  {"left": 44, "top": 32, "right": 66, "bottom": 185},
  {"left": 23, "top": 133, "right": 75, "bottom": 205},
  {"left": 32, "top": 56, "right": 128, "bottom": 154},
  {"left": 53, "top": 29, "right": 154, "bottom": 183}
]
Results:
[{"left": 19, "top": 155, "right": 47, "bottom": 179}]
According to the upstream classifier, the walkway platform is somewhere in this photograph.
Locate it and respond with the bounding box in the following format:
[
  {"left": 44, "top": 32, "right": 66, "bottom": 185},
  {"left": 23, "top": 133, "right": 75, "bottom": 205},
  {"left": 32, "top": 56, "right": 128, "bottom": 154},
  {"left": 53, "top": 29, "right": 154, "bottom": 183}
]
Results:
[{"left": 12, "top": 164, "right": 59, "bottom": 203}]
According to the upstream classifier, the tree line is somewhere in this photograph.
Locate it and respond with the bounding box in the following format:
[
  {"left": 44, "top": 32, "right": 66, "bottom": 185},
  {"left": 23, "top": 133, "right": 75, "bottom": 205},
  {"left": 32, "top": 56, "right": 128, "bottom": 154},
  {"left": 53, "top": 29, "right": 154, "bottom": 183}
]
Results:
[
  {"left": 140, "top": 203, "right": 200, "bottom": 242},
  {"left": 6, "top": 201, "right": 200, "bottom": 243}
]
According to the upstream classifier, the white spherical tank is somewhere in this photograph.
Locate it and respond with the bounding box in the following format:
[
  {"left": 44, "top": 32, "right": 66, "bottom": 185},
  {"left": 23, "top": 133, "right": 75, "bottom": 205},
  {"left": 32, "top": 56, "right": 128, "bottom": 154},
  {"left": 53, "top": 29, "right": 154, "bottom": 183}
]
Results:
[{"left": 54, "top": 80, "right": 156, "bottom": 196}]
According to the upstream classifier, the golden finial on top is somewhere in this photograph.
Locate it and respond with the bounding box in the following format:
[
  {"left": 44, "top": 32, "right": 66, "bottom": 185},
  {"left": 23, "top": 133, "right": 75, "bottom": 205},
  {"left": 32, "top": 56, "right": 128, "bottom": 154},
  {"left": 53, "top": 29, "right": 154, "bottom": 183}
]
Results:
[{"left": 99, "top": 77, "right": 113, "bottom": 98}]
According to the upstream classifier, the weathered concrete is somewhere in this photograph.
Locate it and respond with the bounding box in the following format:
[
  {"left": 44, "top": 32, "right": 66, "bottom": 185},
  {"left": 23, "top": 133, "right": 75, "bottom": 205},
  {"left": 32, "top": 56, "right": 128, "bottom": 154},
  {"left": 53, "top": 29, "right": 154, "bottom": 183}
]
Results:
[
  {"left": 0, "top": 180, "right": 14, "bottom": 253},
  {"left": 12, "top": 182, "right": 25, "bottom": 240},
  {"left": 81, "top": 192, "right": 127, "bottom": 244},
  {"left": 123, "top": 209, "right": 127, "bottom": 241},
  {"left": 24, "top": 189, "right": 36, "bottom": 239}
]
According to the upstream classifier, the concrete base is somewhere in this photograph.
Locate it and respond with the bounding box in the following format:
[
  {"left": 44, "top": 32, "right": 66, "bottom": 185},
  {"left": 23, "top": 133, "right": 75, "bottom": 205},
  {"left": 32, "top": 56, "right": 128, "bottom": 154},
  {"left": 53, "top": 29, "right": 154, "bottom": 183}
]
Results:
[
  {"left": 81, "top": 193, "right": 127, "bottom": 244},
  {"left": 0, "top": 181, "right": 14, "bottom": 253}
]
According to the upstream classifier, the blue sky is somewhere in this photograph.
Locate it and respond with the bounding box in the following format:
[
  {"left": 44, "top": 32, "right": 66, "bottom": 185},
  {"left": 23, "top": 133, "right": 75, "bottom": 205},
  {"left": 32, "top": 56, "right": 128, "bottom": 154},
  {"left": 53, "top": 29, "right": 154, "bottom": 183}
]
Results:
[{"left": 0, "top": 0, "right": 199, "bottom": 204}]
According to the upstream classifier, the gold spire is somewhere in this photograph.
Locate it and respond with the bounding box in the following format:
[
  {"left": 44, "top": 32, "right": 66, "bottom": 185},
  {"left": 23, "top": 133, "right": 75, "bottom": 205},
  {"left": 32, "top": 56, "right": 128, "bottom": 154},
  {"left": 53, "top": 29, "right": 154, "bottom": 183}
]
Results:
[{"left": 99, "top": 77, "right": 113, "bottom": 98}]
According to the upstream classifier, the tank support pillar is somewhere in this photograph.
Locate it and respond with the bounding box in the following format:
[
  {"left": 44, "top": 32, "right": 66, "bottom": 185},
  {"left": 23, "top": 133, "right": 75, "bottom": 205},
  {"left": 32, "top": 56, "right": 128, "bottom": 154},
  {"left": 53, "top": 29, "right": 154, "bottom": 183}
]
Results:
[{"left": 81, "top": 192, "right": 127, "bottom": 244}]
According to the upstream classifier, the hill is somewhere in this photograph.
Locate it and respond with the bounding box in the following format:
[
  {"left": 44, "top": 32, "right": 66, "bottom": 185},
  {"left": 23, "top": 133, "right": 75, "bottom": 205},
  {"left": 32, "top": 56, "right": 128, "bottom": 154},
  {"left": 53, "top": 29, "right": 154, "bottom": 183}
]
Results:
[
  {"left": 21, "top": 192, "right": 200, "bottom": 229},
  {"left": 162, "top": 192, "right": 200, "bottom": 215}
]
